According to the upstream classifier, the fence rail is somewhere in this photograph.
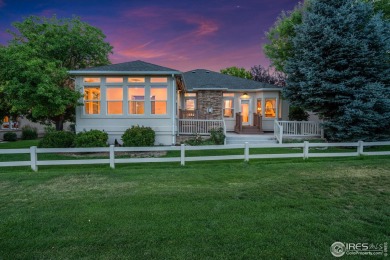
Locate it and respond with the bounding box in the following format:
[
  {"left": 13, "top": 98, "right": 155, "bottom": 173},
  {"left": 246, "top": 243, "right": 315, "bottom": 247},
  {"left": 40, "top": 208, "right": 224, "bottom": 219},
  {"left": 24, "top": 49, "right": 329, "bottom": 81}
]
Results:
[
  {"left": 178, "top": 119, "right": 224, "bottom": 135},
  {"left": 1, "top": 141, "right": 389, "bottom": 171}
]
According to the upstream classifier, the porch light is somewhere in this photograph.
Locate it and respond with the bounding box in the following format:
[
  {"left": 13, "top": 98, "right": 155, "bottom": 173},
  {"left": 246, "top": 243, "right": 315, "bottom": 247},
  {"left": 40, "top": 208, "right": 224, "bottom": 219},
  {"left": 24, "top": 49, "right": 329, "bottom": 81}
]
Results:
[{"left": 241, "top": 92, "right": 249, "bottom": 99}]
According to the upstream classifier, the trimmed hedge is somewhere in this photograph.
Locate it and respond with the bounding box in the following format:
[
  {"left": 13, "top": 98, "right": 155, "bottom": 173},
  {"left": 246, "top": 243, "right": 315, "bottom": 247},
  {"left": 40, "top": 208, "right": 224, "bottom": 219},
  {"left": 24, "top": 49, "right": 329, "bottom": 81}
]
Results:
[
  {"left": 38, "top": 131, "right": 76, "bottom": 148},
  {"left": 74, "top": 130, "right": 108, "bottom": 147},
  {"left": 3, "top": 132, "right": 17, "bottom": 142},
  {"left": 122, "top": 125, "right": 155, "bottom": 147}
]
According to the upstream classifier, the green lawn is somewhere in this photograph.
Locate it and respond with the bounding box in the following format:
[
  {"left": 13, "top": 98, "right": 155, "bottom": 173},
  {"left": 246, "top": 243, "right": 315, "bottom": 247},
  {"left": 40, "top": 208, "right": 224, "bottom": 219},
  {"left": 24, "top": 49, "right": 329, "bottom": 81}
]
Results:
[{"left": 0, "top": 141, "right": 389, "bottom": 259}]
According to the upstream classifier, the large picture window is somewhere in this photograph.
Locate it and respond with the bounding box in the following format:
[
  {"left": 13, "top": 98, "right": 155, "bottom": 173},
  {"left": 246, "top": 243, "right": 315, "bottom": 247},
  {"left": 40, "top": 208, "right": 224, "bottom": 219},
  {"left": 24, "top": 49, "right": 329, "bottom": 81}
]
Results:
[
  {"left": 128, "top": 87, "right": 145, "bottom": 115},
  {"left": 223, "top": 93, "right": 234, "bottom": 118},
  {"left": 107, "top": 88, "right": 123, "bottom": 115},
  {"left": 84, "top": 87, "right": 101, "bottom": 114},
  {"left": 265, "top": 99, "right": 276, "bottom": 118},
  {"left": 151, "top": 86, "right": 167, "bottom": 115}
]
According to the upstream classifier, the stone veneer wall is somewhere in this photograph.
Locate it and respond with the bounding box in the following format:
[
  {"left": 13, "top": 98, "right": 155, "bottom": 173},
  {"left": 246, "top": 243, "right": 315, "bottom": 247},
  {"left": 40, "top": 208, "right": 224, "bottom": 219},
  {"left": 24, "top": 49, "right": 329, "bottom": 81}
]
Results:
[{"left": 196, "top": 90, "right": 223, "bottom": 120}]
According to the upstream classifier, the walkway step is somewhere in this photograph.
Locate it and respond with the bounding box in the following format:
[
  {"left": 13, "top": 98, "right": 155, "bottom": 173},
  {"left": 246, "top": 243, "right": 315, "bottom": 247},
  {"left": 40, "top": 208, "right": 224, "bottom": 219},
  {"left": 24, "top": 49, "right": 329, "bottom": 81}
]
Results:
[{"left": 225, "top": 133, "right": 277, "bottom": 145}]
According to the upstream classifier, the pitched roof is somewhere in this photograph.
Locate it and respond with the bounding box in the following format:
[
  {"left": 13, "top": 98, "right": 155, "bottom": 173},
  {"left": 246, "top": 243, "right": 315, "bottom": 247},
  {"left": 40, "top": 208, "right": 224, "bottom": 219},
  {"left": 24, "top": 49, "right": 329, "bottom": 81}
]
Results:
[
  {"left": 182, "top": 69, "right": 280, "bottom": 91},
  {"left": 69, "top": 60, "right": 181, "bottom": 75}
]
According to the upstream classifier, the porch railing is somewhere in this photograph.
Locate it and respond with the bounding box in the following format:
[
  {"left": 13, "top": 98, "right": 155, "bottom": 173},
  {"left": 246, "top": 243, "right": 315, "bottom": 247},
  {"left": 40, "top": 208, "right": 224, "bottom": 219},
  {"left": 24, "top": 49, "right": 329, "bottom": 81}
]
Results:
[
  {"left": 253, "top": 113, "right": 262, "bottom": 132},
  {"left": 274, "top": 121, "right": 283, "bottom": 144},
  {"left": 274, "top": 120, "right": 323, "bottom": 144},
  {"left": 178, "top": 119, "right": 224, "bottom": 135},
  {"left": 234, "top": 112, "right": 242, "bottom": 133},
  {"left": 279, "top": 121, "right": 322, "bottom": 136}
]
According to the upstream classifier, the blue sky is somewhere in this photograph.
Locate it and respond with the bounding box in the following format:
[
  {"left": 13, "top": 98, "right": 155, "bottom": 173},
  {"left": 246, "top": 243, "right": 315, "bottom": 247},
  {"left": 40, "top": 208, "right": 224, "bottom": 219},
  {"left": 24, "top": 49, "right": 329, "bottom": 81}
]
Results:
[{"left": 0, "top": 0, "right": 301, "bottom": 71}]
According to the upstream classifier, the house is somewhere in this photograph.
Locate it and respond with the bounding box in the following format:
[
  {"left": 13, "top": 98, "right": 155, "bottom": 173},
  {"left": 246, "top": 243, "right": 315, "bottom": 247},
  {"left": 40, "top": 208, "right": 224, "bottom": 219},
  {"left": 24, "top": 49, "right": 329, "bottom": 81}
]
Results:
[{"left": 69, "top": 60, "right": 319, "bottom": 145}]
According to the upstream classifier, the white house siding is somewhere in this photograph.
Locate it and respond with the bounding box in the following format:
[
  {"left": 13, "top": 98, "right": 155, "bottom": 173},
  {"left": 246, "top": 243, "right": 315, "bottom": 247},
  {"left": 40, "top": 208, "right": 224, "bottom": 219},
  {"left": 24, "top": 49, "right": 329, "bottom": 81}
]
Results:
[{"left": 75, "top": 75, "right": 177, "bottom": 146}]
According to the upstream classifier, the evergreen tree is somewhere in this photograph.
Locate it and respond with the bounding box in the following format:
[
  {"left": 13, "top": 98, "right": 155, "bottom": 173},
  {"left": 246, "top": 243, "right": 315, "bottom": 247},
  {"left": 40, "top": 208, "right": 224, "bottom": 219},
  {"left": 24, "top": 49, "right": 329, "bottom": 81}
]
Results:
[{"left": 284, "top": 0, "right": 390, "bottom": 141}]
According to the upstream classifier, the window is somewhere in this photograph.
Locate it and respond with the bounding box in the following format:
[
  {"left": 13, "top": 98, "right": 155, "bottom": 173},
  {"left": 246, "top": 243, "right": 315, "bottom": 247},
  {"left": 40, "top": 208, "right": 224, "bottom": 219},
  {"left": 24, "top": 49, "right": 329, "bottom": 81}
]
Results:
[
  {"left": 151, "top": 77, "right": 167, "bottom": 83},
  {"left": 128, "top": 77, "right": 145, "bottom": 83},
  {"left": 184, "top": 93, "right": 196, "bottom": 111},
  {"left": 106, "top": 77, "right": 123, "bottom": 83},
  {"left": 151, "top": 86, "right": 167, "bottom": 115},
  {"left": 107, "top": 88, "right": 123, "bottom": 115},
  {"left": 257, "top": 99, "right": 262, "bottom": 115},
  {"left": 223, "top": 93, "right": 234, "bottom": 118},
  {"left": 265, "top": 99, "right": 276, "bottom": 118},
  {"left": 83, "top": 78, "right": 100, "bottom": 83},
  {"left": 84, "top": 87, "right": 101, "bottom": 114},
  {"left": 128, "top": 87, "right": 145, "bottom": 114}
]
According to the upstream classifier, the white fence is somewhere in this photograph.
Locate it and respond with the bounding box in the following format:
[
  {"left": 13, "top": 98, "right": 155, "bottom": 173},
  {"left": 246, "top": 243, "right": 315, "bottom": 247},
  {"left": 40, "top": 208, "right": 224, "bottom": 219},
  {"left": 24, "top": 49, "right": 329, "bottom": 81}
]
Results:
[
  {"left": 1, "top": 141, "right": 389, "bottom": 171},
  {"left": 178, "top": 119, "right": 224, "bottom": 135},
  {"left": 274, "top": 120, "right": 323, "bottom": 143}
]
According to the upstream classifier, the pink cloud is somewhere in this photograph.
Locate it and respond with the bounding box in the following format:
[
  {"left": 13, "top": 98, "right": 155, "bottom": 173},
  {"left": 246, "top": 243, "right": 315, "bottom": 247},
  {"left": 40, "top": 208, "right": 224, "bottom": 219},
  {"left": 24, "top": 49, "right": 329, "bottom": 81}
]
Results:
[{"left": 101, "top": 6, "right": 220, "bottom": 66}]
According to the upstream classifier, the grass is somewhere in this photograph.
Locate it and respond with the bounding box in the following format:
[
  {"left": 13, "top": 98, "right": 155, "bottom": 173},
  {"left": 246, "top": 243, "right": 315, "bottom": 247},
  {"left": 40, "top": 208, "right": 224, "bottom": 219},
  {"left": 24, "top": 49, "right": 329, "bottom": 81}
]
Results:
[{"left": 0, "top": 141, "right": 389, "bottom": 259}]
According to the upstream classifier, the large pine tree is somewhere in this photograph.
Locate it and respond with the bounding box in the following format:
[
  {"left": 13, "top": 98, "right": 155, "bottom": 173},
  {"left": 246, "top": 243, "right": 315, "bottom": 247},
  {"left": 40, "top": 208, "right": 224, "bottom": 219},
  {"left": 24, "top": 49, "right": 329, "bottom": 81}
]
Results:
[{"left": 284, "top": 0, "right": 390, "bottom": 141}]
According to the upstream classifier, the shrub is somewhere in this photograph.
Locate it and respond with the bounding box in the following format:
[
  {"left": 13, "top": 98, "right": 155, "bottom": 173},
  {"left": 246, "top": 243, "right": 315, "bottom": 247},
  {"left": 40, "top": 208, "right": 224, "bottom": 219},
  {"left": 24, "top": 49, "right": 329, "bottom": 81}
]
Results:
[
  {"left": 44, "top": 125, "right": 56, "bottom": 133},
  {"left": 21, "top": 125, "right": 38, "bottom": 140},
  {"left": 38, "top": 131, "right": 76, "bottom": 148},
  {"left": 184, "top": 133, "right": 204, "bottom": 146},
  {"left": 3, "top": 132, "right": 17, "bottom": 142},
  {"left": 288, "top": 106, "right": 309, "bottom": 121},
  {"left": 209, "top": 128, "right": 225, "bottom": 145},
  {"left": 74, "top": 129, "right": 108, "bottom": 147},
  {"left": 122, "top": 125, "right": 155, "bottom": 147}
]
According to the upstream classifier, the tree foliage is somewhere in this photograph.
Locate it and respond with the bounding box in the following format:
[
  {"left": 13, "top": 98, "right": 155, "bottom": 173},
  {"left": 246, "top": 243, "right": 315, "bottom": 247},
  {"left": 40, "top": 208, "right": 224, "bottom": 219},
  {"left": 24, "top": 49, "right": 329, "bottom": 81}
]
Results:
[
  {"left": 220, "top": 66, "right": 252, "bottom": 79},
  {"left": 284, "top": 0, "right": 390, "bottom": 141},
  {"left": 0, "top": 16, "right": 113, "bottom": 130},
  {"left": 263, "top": 2, "right": 305, "bottom": 72},
  {"left": 264, "top": 0, "right": 389, "bottom": 73},
  {"left": 250, "top": 65, "right": 286, "bottom": 86}
]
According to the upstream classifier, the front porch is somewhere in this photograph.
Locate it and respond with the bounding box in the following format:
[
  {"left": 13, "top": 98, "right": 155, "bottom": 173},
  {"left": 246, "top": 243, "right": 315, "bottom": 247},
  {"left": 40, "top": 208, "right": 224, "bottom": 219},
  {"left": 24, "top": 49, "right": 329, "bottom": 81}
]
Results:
[{"left": 178, "top": 109, "right": 323, "bottom": 144}]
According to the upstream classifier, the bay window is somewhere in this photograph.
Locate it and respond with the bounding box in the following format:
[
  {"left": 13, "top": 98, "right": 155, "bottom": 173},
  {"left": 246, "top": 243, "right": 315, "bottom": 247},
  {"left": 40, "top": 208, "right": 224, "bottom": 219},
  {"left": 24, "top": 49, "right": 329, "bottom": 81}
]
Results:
[
  {"left": 84, "top": 87, "right": 101, "bottom": 114},
  {"left": 265, "top": 99, "right": 276, "bottom": 118},
  {"left": 106, "top": 88, "right": 123, "bottom": 115},
  {"left": 128, "top": 87, "right": 145, "bottom": 115},
  {"left": 151, "top": 86, "right": 167, "bottom": 115}
]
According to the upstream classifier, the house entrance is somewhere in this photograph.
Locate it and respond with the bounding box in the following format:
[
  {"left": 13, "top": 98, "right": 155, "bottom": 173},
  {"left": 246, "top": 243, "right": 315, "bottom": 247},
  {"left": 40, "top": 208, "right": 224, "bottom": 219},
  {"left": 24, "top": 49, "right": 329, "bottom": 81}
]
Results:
[{"left": 240, "top": 99, "right": 250, "bottom": 125}]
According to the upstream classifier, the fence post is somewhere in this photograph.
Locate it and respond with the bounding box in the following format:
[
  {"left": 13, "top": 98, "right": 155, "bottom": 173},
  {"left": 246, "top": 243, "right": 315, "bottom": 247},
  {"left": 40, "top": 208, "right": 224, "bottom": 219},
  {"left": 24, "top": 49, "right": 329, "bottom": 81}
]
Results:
[
  {"left": 279, "top": 125, "right": 283, "bottom": 144},
  {"left": 109, "top": 145, "right": 115, "bottom": 169},
  {"left": 180, "top": 144, "right": 185, "bottom": 166},
  {"left": 303, "top": 141, "right": 309, "bottom": 159},
  {"left": 30, "top": 146, "right": 38, "bottom": 172},
  {"left": 244, "top": 142, "right": 249, "bottom": 162},
  {"left": 357, "top": 140, "right": 364, "bottom": 156}
]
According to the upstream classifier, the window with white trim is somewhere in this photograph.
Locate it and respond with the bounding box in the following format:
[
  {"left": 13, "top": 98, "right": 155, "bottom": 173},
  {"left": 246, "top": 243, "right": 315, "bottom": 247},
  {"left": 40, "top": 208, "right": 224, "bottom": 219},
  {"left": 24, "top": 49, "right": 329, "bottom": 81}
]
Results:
[
  {"left": 106, "top": 88, "right": 123, "bottom": 115},
  {"left": 84, "top": 86, "right": 101, "bottom": 114},
  {"left": 223, "top": 93, "right": 234, "bottom": 118},
  {"left": 151, "top": 86, "right": 167, "bottom": 115},
  {"left": 128, "top": 87, "right": 145, "bottom": 115},
  {"left": 184, "top": 93, "right": 196, "bottom": 111}
]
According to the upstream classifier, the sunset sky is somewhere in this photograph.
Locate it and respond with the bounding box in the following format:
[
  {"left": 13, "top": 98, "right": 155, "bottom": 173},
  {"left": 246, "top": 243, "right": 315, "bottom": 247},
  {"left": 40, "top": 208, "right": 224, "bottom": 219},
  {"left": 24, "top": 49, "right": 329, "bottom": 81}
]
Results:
[{"left": 0, "top": 0, "right": 300, "bottom": 71}]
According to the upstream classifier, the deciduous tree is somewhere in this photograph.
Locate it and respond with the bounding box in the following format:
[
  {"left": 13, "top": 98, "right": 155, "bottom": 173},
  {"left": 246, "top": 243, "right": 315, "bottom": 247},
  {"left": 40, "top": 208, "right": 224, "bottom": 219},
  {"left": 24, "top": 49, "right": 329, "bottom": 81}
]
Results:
[
  {"left": 220, "top": 66, "right": 252, "bottom": 79},
  {"left": 0, "top": 16, "right": 113, "bottom": 130}
]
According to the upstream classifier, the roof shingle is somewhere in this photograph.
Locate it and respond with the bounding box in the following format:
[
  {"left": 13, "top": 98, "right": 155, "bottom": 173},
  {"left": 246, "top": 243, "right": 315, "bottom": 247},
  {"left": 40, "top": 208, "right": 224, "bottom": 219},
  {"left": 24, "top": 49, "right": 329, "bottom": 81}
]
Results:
[
  {"left": 69, "top": 60, "right": 180, "bottom": 75},
  {"left": 182, "top": 69, "right": 280, "bottom": 91}
]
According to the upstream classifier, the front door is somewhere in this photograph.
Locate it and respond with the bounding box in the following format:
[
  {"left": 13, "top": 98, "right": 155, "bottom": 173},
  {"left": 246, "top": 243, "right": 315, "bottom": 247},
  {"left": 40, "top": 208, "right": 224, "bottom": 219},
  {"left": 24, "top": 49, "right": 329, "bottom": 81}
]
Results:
[{"left": 241, "top": 99, "right": 250, "bottom": 125}]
